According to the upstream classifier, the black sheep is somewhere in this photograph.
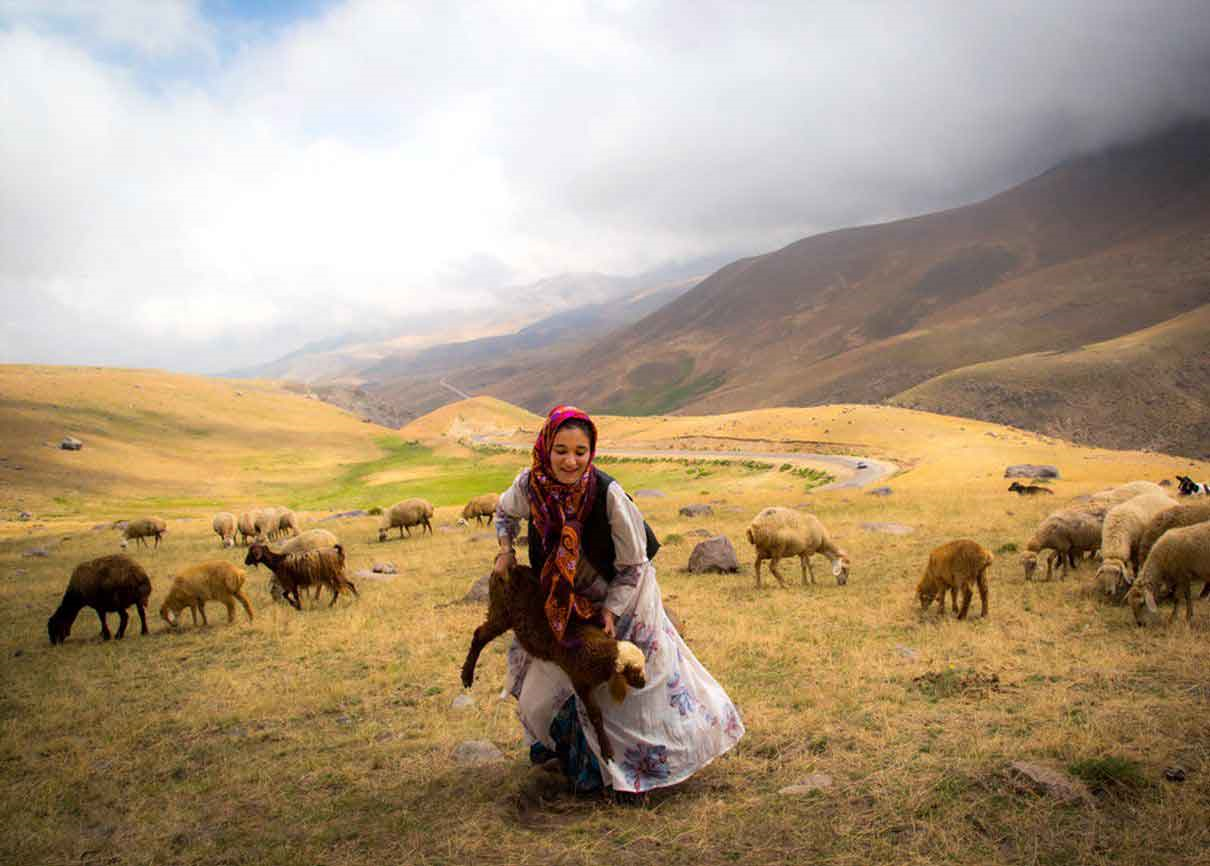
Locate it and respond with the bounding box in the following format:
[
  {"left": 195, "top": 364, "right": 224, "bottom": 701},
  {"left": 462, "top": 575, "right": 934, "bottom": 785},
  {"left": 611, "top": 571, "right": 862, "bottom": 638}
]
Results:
[
  {"left": 1009, "top": 481, "right": 1054, "bottom": 496},
  {"left": 48, "top": 554, "right": 152, "bottom": 644}
]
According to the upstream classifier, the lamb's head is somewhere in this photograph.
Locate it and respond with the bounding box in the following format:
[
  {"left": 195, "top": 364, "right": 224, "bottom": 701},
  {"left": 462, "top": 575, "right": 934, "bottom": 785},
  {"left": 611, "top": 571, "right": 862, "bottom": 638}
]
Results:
[
  {"left": 1020, "top": 551, "right": 1039, "bottom": 581},
  {"left": 608, "top": 640, "right": 647, "bottom": 703},
  {"left": 1125, "top": 581, "right": 1159, "bottom": 627},
  {"left": 1095, "top": 558, "right": 1129, "bottom": 597},
  {"left": 916, "top": 574, "right": 938, "bottom": 610},
  {"left": 831, "top": 553, "right": 851, "bottom": 586}
]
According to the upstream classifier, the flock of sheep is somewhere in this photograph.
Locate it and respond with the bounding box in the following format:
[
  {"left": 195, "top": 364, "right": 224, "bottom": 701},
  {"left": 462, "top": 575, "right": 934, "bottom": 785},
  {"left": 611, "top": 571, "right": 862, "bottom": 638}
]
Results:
[
  {"left": 43, "top": 471, "right": 1210, "bottom": 646},
  {"left": 744, "top": 478, "right": 1210, "bottom": 626}
]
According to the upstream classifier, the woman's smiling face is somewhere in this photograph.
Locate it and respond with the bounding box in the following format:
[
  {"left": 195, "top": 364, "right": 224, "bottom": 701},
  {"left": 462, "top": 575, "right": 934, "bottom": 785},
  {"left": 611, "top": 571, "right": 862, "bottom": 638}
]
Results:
[{"left": 549, "top": 425, "right": 592, "bottom": 484}]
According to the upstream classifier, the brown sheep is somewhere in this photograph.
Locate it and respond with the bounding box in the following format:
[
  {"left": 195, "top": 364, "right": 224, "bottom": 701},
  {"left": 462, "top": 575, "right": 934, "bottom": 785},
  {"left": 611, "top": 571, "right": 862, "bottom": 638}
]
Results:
[
  {"left": 244, "top": 542, "right": 357, "bottom": 610},
  {"left": 48, "top": 555, "right": 152, "bottom": 644},
  {"left": 120, "top": 516, "right": 167, "bottom": 549},
  {"left": 1020, "top": 508, "right": 1101, "bottom": 581},
  {"left": 160, "top": 561, "right": 254, "bottom": 627},
  {"left": 461, "top": 493, "right": 501, "bottom": 527},
  {"left": 460, "top": 563, "right": 647, "bottom": 764},
  {"left": 378, "top": 498, "right": 434, "bottom": 541},
  {"left": 917, "top": 540, "right": 993, "bottom": 619},
  {"left": 1009, "top": 482, "right": 1053, "bottom": 496}
]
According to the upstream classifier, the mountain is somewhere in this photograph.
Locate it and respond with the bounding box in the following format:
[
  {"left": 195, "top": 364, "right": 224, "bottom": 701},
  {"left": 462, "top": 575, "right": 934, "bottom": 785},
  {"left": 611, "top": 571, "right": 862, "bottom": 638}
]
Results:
[{"left": 484, "top": 121, "right": 1210, "bottom": 455}]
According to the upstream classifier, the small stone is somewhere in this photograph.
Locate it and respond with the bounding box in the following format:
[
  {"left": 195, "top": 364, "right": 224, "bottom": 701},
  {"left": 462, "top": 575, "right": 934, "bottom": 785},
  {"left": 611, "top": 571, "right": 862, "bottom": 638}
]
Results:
[
  {"left": 451, "top": 694, "right": 475, "bottom": 711},
  {"left": 372, "top": 562, "right": 398, "bottom": 574},
  {"left": 679, "top": 504, "right": 714, "bottom": 518},
  {"left": 688, "top": 536, "right": 739, "bottom": 574},
  {"left": 634, "top": 489, "right": 666, "bottom": 498},
  {"left": 456, "top": 518, "right": 469, "bottom": 527},
  {"left": 18, "top": 511, "right": 32, "bottom": 521},
  {"left": 779, "top": 774, "right": 833, "bottom": 795},
  {"left": 687, "top": 528, "right": 712, "bottom": 537},
  {"left": 1163, "top": 766, "right": 1187, "bottom": 782},
  {"left": 866, "top": 486, "right": 893, "bottom": 496},
  {"left": 860, "top": 522, "right": 914, "bottom": 535},
  {"left": 22, "top": 547, "right": 49, "bottom": 558},
  {"left": 462, "top": 574, "right": 491, "bottom": 603},
  {"left": 320, "top": 510, "right": 367, "bottom": 521},
  {"left": 894, "top": 644, "right": 919, "bottom": 660},
  {"left": 1005, "top": 761, "right": 1094, "bottom": 805},
  {"left": 452, "top": 740, "right": 505, "bottom": 766},
  {"left": 60, "top": 436, "right": 83, "bottom": 451}
]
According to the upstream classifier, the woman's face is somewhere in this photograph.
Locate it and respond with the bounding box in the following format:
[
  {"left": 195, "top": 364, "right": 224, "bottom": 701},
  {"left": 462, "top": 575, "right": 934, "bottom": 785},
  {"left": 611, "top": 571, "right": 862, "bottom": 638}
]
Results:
[{"left": 549, "top": 425, "right": 592, "bottom": 484}]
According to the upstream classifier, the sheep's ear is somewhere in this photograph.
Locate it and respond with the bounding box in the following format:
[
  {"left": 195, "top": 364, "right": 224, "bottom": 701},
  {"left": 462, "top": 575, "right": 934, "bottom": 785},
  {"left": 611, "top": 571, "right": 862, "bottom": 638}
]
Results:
[{"left": 1144, "top": 589, "right": 1158, "bottom": 614}]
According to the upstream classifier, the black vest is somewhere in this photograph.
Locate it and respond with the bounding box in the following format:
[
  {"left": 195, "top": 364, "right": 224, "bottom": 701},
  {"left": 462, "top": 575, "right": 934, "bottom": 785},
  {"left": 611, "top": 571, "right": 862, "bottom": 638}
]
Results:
[{"left": 527, "top": 468, "right": 659, "bottom": 580}]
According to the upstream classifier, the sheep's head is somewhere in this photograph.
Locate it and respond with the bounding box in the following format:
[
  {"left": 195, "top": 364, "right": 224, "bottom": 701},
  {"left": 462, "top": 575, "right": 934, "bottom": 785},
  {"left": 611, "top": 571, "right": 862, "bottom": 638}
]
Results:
[
  {"left": 609, "top": 640, "right": 647, "bottom": 702},
  {"left": 159, "top": 602, "right": 178, "bottom": 628},
  {"left": 47, "top": 612, "right": 72, "bottom": 645},
  {"left": 244, "top": 543, "right": 268, "bottom": 567},
  {"left": 916, "top": 575, "right": 936, "bottom": 610},
  {"left": 1020, "top": 551, "right": 1039, "bottom": 581},
  {"left": 119, "top": 538, "right": 129, "bottom": 549},
  {"left": 831, "top": 554, "right": 850, "bottom": 586},
  {"left": 1095, "top": 558, "right": 1129, "bottom": 597},
  {"left": 1125, "top": 582, "right": 1159, "bottom": 626},
  {"left": 377, "top": 528, "right": 389, "bottom": 542},
  {"left": 223, "top": 537, "right": 234, "bottom": 548}
]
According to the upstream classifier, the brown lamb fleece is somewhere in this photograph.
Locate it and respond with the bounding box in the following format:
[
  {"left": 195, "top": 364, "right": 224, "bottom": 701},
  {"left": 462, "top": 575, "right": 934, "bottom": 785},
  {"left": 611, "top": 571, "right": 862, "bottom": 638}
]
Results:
[
  {"left": 461, "top": 563, "right": 646, "bottom": 763},
  {"left": 48, "top": 554, "right": 152, "bottom": 644},
  {"left": 244, "top": 543, "right": 357, "bottom": 610},
  {"left": 1136, "top": 502, "right": 1210, "bottom": 571},
  {"left": 917, "top": 540, "right": 994, "bottom": 620}
]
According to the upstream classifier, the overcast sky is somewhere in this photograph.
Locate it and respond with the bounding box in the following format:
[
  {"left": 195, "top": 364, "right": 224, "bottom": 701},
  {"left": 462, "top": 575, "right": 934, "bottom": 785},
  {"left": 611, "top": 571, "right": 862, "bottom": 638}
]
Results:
[{"left": 3, "top": 1, "right": 1209, "bottom": 374}]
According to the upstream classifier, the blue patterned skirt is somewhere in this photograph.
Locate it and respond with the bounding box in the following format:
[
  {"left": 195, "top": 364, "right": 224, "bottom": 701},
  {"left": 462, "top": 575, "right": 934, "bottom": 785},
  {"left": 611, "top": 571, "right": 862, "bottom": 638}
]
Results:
[{"left": 529, "top": 695, "right": 604, "bottom": 793}]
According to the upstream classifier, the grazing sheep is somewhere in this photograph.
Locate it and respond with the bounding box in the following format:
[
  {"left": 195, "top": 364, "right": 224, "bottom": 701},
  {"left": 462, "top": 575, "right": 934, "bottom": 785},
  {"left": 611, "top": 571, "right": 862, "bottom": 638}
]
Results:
[
  {"left": 1082, "top": 481, "right": 1169, "bottom": 519},
  {"left": 1021, "top": 509, "right": 1102, "bottom": 581},
  {"left": 1009, "top": 482, "right": 1054, "bottom": 496},
  {"left": 460, "top": 563, "right": 647, "bottom": 763},
  {"left": 244, "top": 542, "right": 358, "bottom": 610},
  {"left": 253, "top": 507, "right": 282, "bottom": 542},
  {"left": 267, "top": 528, "right": 340, "bottom": 602},
  {"left": 160, "top": 561, "right": 254, "bottom": 627},
  {"left": 48, "top": 554, "right": 152, "bottom": 644},
  {"left": 237, "top": 511, "right": 257, "bottom": 546},
  {"left": 917, "top": 540, "right": 993, "bottom": 619},
  {"left": 1094, "top": 493, "right": 1176, "bottom": 598},
  {"left": 461, "top": 493, "right": 500, "bottom": 527},
  {"left": 378, "top": 498, "right": 434, "bottom": 542},
  {"left": 120, "top": 516, "right": 167, "bottom": 549},
  {"left": 745, "top": 507, "right": 850, "bottom": 588},
  {"left": 276, "top": 507, "right": 300, "bottom": 538},
  {"left": 1125, "top": 521, "right": 1210, "bottom": 626},
  {"left": 1176, "top": 475, "right": 1209, "bottom": 496},
  {"left": 1137, "top": 502, "right": 1210, "bottom": 570},
  {"left": 212, "top": 512, "right": 236, "bottom": 548}
]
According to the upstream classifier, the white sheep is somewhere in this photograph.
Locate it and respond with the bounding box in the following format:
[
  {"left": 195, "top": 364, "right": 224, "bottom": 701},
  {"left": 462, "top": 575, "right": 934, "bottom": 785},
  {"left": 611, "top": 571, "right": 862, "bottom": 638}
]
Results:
[
  {"left": 160, "top": 561, "right": 254, "bottom": 627},
  {"left": 252, "top": 507, "right": 282, "bottom": 542},
  {"left": 378, "top": 499, "right": 435, "bottom": 542},
  {"left": 745, "top": 507, "right": 850, "bottom": 588},
  {"left": 276, "top": 507, "right": 300, "bottom": 538},
  {"left": 211, "top": 512, "right": 236, "bottom": 548},
  {"left": 1125, "top": 521, "right": 1210, "bottom": 626},
  {"left": 1082, "top": 481, "right": 1168, "bottom": 519},
  {"left": 236, "top": 511, "right": 257, "bottom": 546},
  {"left": 1094, "top": 492, "right": 1176, "bottom": 597},
  {"left": 1020, "top": 508, "right": 1101, "bottom": 581}
]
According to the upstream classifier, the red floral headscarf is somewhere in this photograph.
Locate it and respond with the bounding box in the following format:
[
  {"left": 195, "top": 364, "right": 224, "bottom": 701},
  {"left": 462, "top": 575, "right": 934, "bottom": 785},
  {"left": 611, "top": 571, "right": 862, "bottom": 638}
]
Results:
[{"left": 528, "top": 405, "right": 598, "bottom": 642}]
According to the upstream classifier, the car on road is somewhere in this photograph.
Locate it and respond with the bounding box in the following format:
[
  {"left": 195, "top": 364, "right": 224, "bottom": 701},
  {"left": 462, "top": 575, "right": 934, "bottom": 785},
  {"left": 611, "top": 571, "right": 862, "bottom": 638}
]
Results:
[{"left": 855, "top": 461, "right": 869, "bottom": 469}]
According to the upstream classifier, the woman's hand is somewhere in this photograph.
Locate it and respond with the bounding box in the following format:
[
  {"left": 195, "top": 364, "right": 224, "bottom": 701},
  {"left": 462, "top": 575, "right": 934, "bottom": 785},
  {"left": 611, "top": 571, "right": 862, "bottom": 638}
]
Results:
[
  {"left": 602, "top": 609, "right": 617, "bottom": 638},
  {"left": 491, "top": 547, "right": 515, "bottom": 580}
]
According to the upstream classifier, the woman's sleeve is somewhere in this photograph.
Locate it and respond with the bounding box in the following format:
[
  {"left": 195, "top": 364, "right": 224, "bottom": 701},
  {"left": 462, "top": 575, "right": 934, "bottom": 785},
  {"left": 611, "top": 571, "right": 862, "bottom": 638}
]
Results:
[
  {"left": 494, "top": 470, "right": 530, "bottom": 544},
  {"left": 603, "top": 481, "right": 649, "bottom": 617}
]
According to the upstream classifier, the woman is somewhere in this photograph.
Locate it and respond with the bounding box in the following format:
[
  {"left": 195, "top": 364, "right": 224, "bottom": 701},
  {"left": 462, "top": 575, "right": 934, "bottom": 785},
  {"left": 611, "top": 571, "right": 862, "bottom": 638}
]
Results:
[{"left": 493, "top": 405, "right": 744, "bottom": 796}]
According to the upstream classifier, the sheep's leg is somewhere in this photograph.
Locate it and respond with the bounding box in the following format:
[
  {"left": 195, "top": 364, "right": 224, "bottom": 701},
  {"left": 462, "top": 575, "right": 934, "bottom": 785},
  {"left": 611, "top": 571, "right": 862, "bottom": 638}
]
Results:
[
  {"left": 768, "top": 559, "right": 788, "bottom": 588},
  {"left": 957, "top": 585, "right": 973, "bottom": 620},
  {"left": 977, "top": 572, "right": 990, "bottom": 618},
  {"left": 136, "top": 603, "right": 148, "bottom": 635},
  {"left": 938, "top": 591, "right": 951, "bottom": 616},
  {"left": 285, "top": 586, "right": 302, "bottom": 611},
  {"left": 188, "top": 606, "right": 198, "bottom": 626},
  {"left": 224, "top": 598, "right": 236, "bottom": 623},
  {"left": 344, "top": 577, "right": 358, "bottom": 597},
  {"left": 425, "top": 518, "right": 433, "bottom": 535},
  {"left": 754, "top": 558, "right": 764, "bottom": 588},
  {"left": 328, "top": 581, "right": 342, "bottom": 607},
  {"left": 234, "top": 590, "right": 254, "bottom": 622},
  {"left": 198, "top": 603, "right": 209, "bottom": 626},
  {"left": 1199, "top": 580, "right": 1210, "bottom": 600},
  {"left": 461, "top": 618, "right": 510, "bottom": 688},
  {"left": 574, "top": 683, "right": 613, "bottom": 764},
  {"left": 116, "top": 608, "right": 130, "bottom": 639},
  {"left": 97, "top": 610, "right": 112, "bottom": 640},
  {"left": 801, "top": 555, "right": 815, "bottom": 586}
]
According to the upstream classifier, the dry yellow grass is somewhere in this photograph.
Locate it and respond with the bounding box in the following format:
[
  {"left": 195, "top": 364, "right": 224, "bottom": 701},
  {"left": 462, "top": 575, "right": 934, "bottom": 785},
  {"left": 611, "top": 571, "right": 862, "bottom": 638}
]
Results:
[{"left": 3, "top": 374, "right": 1209, "bottom": 865}]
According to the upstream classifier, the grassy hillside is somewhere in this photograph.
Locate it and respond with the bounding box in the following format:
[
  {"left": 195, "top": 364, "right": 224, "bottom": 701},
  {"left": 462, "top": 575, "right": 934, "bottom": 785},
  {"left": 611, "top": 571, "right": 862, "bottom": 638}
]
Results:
[{"left": 4, "top": 380, "right": 1210, "bottom": 865}]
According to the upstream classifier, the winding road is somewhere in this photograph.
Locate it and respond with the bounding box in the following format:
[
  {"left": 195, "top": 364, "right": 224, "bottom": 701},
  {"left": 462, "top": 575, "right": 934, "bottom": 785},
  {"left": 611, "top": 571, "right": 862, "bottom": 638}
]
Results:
[{"left": 595, "top": 447, "right": 897, "bottom": 490}]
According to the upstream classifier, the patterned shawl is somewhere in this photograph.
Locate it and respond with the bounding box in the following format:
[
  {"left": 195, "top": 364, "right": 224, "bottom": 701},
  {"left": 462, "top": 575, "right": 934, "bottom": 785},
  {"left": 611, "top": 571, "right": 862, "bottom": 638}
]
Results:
[{"left": 528, "top": 405, "right": 599, "bottom": 642}]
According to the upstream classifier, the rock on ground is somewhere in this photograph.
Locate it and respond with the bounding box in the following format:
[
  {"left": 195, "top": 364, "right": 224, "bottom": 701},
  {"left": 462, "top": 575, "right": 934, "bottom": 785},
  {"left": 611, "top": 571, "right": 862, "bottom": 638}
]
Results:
[
  {"left": 321, "top": 510, "right": 367, "bottom": 521},
  {"left": 688, "top": 536, "right": 739, "bottom": 574},
  {"left": 687, "top": 528, "right": 713, "bottom": 538},
  {"left": 1005, "top": 761, "right": 1094, "bottom": 805},
  {"left": 1005, "top": 464, "right": 1060, "bottom": 479},
  {"left": 372, "top": 561, "right": 398, "bottom": 574},
  {"left": 463, "top": 573, "right": 491, "bottom": 603},
  {"left": 450, "top": 694, "right": 475, "bottom": 711},
  {"left": 866, "top": 486, "right": 893, "bottom": 496},
  {"left": 453, "top": 740, "right": 505, "bottom": 766},
  {"left": 60, "top": 436, "right": 83, "bottom": 451},
  {"left": 679, "top": 504, "right": 714, "bottom": 518},
  {"left": 779, "top": 773, "right": 834, "bottom": 795},
  {"left": 22, "top": 547, "right": 50, "bottom": 558},
  {"left": 860, "top": 522, "right": 915, "bottom": 535}
]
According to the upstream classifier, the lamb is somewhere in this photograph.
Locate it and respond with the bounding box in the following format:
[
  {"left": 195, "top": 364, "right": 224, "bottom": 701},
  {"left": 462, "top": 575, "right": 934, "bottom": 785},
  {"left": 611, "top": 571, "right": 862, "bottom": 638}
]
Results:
[
  {"left": 244, "top": 542, "right": 358, "bottom": 610},
  {"left": 160, "top": 561, "right": 254, "bottom": 627},
  {"left": 1094, "top": 492, "right": 1176, "bottom": 598},
  {"left": 461, "top": 493, "right": 500, "bottom": 527},
  {"left": 378, "top": 498, "right": 434, "bottom": 542},
  {"left": 120, "top": 516, "right": 167, "bottom": 549},
  {"left": 1020, "top": 509, "right": 1102, "bottom": 581},
  {"left": 1125, "top": 521, "right": 1210, "bottom": 626},
  {"left": 460, "top": 563, "right": 647, "bottom": 763},
  {"left": 48, "top": 554, "right": 152, "bottom": 644},
  {"left": 745, "top": 506, "right": 850, "bottom": 588},
  {"left": 1009, "top": 482, "right": 1053, "bottom": 496},
  {"left": 1137, "top": 502, "right": 1210, "bottom": 570},
  {"left": 916, "top": 540, "right": 993, "bottom": 619},
  {"left": 237, "top": 511, "right": 257, "bottom": 546},
  {"left": 212, "top": 512, "right": 236, "bottom": 548}
]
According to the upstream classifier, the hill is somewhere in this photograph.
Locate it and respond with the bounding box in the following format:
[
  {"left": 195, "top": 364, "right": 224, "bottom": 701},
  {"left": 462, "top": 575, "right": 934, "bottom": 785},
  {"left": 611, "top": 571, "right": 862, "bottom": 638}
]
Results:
[{"left": 482, "top": 122, "right": 1210, "bottom": 455}]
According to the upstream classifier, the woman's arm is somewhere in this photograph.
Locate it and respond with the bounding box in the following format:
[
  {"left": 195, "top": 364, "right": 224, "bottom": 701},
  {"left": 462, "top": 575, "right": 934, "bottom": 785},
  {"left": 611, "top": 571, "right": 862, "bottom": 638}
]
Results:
[
  {"left": 492, "top": 470, "right": 530, "bottom": 578},
  {"left": 602, "top": 482, "right": 650, "bottom": 632}
]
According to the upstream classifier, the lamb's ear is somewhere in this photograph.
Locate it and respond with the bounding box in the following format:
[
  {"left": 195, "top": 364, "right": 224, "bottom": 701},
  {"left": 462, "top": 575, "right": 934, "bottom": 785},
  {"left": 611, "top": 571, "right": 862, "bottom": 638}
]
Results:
[{"left": 1144, "top": 589, "right": 1158, "bottom": 614}]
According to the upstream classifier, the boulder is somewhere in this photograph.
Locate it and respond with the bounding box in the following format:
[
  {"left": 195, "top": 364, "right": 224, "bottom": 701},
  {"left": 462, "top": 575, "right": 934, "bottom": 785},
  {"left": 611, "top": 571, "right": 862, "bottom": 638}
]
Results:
[
  {"left": 688, "top": 536, "right": 739, "bottom": 574},
  {"left": 320, "top": 510, "right": 367, "bottom": 521},
  {"left": 779, "top": 773, "right": 834, "bottom": 795},
  {"left": 1005, "top": 465, "right": 1060, "bottom": 479},
  {"left": 679, "top": 504, "right": 714, "bottom": 518},
  {"left": 372, "top": 561, "right": 398, "bottom": 574},
  {"left": 634, "top": 489, "right": 666, "bottom": 499},
  {"left": 462, "top": 573, "right": 491, "bottom": 603},
  {"left": 452, "top": 740, "right": 505, "bottom": 766},
  {"left": 866, "top": 486, "right": 893, "bottom": 497},
  {"left": 1005, "top": 761, "right": 1094, "bottom": 805},
  {"left": 60, "top": 436, "right": 83, "bottom": 451}
]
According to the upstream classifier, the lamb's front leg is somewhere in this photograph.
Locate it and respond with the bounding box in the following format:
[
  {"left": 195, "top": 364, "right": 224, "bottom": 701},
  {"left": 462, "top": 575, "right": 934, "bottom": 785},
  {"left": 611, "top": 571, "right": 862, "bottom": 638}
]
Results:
[
  {"left": 575, "top": 682, "right": 613, "bottom": 764},
  {"left": 461, "top": 619, "right": 509, "bottom": 688}
]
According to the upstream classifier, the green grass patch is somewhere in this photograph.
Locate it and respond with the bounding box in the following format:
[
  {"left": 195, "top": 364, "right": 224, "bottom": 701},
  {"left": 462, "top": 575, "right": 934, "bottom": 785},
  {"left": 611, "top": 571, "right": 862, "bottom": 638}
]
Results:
[{"left": 1068, "top": 756, "right": 1149, "bottom": 795}]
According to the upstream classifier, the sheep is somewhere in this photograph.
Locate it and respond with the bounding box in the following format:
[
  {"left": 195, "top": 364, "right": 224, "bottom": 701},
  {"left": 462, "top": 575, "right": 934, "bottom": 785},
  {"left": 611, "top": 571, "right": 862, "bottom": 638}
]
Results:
[
  {"left": 244, "top": 542, "right": 358, "bottom": 610},
  {"left": 1082, "top": 481, "right": 1168, "bottom": 519},
  {"left": 745, "top": 506, "right": 850, "bottom": 588},
  {"left": 160, "top": 561, "right": 254, "bottom": 628},
  {"left": 1094, "top": 492, "right": 1176, "bottom": 598},
  {"left": 48, "top": 554, "right": 152, "bottom": 644},
  {"left": 237, "top": 511, "right": 257, "bottom": 546},
  {"left": 461, "top": 493, "right": 500, "bottom": 527},
  {"left": 120, "top": 516, "right": 167, "bottom": 549},
  {"left": 460, "top": 563, "right": 647, "bottom": 764},
  {"left": 212, "top": 512, "right": 236, "bottom": 548},
  {"left": 266, "top": 528, "right": 340, "bottom": 602},
  {"left": 253, "top": 507, "right": 282, "bottom": 542},
  {"left": 1020, "top": 508, "right": 1102, "bottom": 581},
  {"left": 275, "top": 507, "right": 300, "bottom": 538},
  {"left": 1137, "top": 502, "right": 1210, "bottom": 571},
  {"left": 378, "top": 498, "right": 434, "bottom": 542},
  {"left": 1008, "top": 482, "right": 1053, "bottom": 496},
  {"left": 916, "top": 540, "right": 993, "bottom": 619},
  {"left": 1125, "top": 521, "right": 1210, "bottom": 626}
]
